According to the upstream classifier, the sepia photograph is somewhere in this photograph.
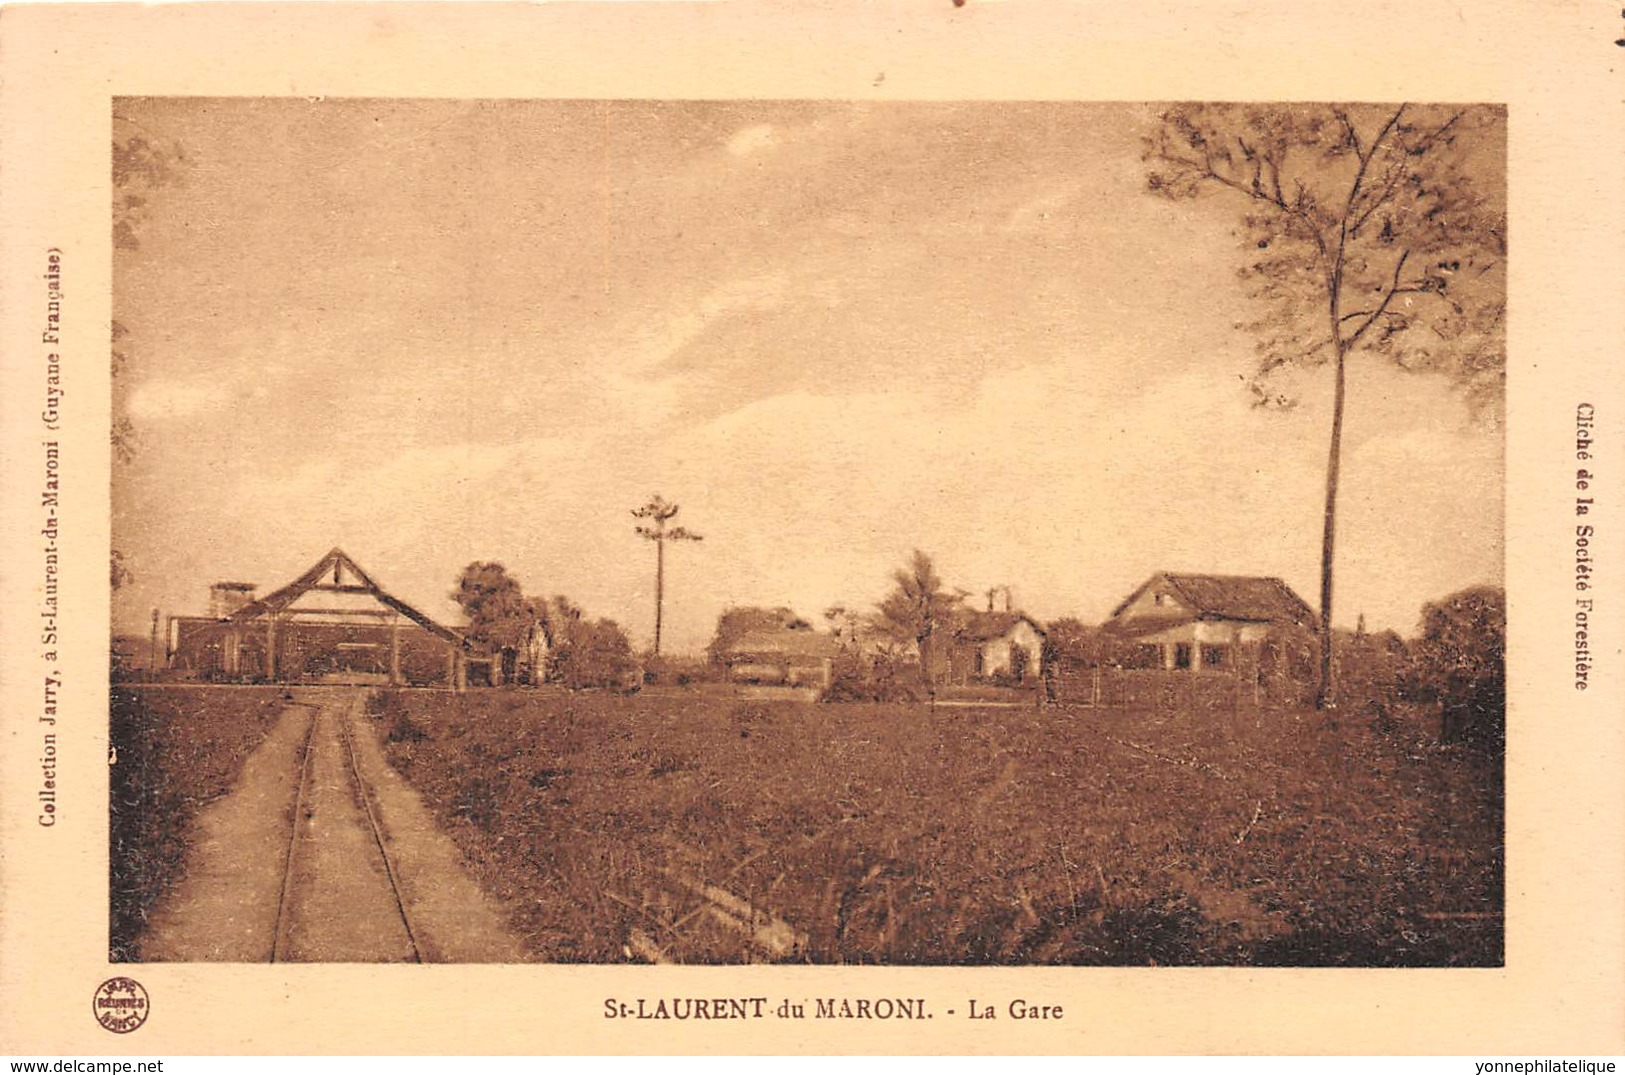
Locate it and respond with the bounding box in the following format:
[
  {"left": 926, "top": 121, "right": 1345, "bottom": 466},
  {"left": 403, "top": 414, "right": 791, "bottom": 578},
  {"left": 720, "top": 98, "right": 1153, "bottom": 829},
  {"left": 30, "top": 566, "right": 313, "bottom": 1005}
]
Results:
[{"left": 108, "top": 97, "right": 1507, "bottom": 969}]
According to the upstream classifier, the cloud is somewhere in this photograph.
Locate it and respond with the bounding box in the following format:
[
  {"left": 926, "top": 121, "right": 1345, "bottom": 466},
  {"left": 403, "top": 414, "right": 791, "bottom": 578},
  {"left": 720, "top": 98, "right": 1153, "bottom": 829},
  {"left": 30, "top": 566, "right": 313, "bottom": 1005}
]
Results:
[
  {"left": 240, "top": 438, "right": 571, "bottom": 524},
  {"left": 725, "top": 124, "right": 777, "bottom": 157},
  {"left": 627, "top": 274, "right": 789, "bottom": 373},
  {"left": 112, "top": 102, "right": 1504, "bottom": 652},
  {"left": 600, "top": 370, "right": 692, "bottom": 430}
]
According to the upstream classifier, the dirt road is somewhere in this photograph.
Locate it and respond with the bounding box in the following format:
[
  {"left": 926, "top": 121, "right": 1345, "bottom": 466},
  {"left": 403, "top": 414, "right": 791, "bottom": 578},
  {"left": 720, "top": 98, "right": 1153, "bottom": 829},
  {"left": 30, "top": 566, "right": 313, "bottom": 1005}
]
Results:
[{"left": 139, "top": 688, "right": 529, "bottom": 963}]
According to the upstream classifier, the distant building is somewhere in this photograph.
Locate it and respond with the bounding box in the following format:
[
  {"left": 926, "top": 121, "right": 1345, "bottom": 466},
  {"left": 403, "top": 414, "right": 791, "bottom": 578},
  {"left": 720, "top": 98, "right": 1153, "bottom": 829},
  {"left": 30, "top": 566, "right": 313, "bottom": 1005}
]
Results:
[
  {"left": 720, "top": 627, "right": 841, "bottom": 688},
  {"left": 1102, "top": 572, "right": 1315, "bottom": 676},
  {"left": 943, "top": 611, "right": 1047, "bottom": 686},
  {"left": 168, "top": 548, "right": 495, "bottom": 688}
]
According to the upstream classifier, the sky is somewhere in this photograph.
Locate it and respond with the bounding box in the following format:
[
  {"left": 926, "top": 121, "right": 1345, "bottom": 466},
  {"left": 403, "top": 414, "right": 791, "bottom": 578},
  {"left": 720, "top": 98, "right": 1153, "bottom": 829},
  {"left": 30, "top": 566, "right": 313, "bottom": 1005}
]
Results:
[{"left": 111, "top": 99, "right": 1504, "bottom": 653}]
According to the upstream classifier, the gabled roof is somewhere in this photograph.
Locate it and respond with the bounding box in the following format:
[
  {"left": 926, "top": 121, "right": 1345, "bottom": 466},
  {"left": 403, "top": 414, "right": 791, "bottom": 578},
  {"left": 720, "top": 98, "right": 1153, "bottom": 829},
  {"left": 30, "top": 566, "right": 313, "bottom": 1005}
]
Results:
[
  {"left": 221, "top": 548, "right": 477, "bottom": 649},
  {"left": 956, "top": 611, "right": 1047, "bottom": 642},
  {"left": 727, "top": 627, "right": 841, "bottom": 661},
  {"left": 1108, "top": 572, "right": 1315, "bottom": 626}
]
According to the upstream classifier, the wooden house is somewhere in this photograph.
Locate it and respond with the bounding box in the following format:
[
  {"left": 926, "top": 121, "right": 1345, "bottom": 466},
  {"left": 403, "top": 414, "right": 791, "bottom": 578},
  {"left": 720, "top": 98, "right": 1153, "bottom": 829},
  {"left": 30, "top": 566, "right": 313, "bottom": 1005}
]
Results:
[
  {"left": 1102, "top": 572, "right": 1315, "bottom": 676},
  {"left": 168, "top": 548, "right": 495, "bottom": 688}
]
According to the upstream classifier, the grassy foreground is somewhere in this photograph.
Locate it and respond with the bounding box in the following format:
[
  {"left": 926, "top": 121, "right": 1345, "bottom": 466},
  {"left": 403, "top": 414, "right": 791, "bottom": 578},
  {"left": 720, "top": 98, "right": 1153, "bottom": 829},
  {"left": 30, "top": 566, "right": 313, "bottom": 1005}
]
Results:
[
  {"left": 369, "top": 688, "right": 1503, "bottom": 966},
  {"left": 109, "top": 686, "right": 290, "bottom": 961}
]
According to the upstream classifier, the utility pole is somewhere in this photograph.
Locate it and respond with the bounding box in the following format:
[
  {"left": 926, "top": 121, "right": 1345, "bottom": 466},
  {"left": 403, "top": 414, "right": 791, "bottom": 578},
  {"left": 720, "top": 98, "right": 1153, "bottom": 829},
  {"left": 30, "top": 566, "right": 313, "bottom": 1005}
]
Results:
[
  {"left": 148, "top": 608, "right": 160, "bottom": 680},
  {"left": 632, "top": 494, "right": 702, "bottom": 657}
]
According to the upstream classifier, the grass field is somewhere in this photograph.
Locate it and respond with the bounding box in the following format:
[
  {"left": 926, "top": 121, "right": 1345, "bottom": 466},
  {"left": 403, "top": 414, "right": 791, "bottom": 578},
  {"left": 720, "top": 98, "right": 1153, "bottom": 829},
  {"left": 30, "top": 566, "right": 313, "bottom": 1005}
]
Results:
[
  {"left": 109, "top": 686, "right": 290, "bottom": 961},
  {"left": 368, "top": 688, "right": 1503, "bottom": 966}
]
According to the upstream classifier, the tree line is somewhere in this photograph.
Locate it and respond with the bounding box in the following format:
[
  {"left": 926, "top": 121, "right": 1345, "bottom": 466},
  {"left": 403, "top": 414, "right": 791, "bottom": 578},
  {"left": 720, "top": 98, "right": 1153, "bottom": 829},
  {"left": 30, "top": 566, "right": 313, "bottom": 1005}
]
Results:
[
  {"left": 452, "top": 494, "right": 703, "bottom": 689},
  {"left": 461, "top": 522, "right": 1502, "bottom": 751},
  {"left": 450, "top": 561, "right": 637, "bottom": 690},
  {"left": 703, "top": 548, "right": 1505, "bottom": 748},
  {"left": 113, "top": 108, "right": 1504, "bottom": 717}
]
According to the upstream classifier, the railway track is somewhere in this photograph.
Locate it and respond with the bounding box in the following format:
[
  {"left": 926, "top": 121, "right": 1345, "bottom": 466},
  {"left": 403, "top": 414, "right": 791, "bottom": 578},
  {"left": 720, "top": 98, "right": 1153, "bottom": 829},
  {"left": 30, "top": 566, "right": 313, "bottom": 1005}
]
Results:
[{"left": 267, "top": 694, "right": 422, "bottom": 963}]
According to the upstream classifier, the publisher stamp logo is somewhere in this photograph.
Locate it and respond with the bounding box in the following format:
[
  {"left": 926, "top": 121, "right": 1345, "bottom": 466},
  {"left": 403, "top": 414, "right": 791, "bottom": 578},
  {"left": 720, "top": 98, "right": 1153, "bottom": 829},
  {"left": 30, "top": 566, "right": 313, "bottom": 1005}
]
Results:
[{"left": 93, "top": 977, "right": 149, "bottom": 1034}]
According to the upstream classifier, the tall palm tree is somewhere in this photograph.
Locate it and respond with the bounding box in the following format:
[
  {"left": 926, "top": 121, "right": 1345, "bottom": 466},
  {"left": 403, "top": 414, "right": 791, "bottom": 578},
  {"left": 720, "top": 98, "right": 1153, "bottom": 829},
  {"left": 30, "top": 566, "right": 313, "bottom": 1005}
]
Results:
[{"left": 632, "top": 494, "right": 702, "bottom": 657}]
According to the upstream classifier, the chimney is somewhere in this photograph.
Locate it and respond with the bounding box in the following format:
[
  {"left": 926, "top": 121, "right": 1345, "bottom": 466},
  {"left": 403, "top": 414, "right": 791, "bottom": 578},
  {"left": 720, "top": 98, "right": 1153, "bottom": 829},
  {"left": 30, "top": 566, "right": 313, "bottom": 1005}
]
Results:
[{"left": 210, "top": 582, "right": 257, "bottom": 618}]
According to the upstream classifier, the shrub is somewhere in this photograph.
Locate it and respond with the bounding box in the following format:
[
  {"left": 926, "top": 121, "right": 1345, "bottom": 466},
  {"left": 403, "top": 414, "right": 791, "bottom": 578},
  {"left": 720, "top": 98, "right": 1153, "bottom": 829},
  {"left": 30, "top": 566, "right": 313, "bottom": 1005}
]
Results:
[
  {"left": 1405, "top": 586, "right": 1505, "bottom": 750},
  {"left": 549, "top": 617, "right": 638, "bottom": 690},
  {"left": 820, "top": 650, "right": 923, "bottom": 703},
  {"left": 1334, "top": 628, "right": 1410, "bottom": 715},
  {"left": 387, "top": 711, "right": 428, "bottom": 744},
  {"left": 641, "top": 655, "right": 720, "bottom": 687}
]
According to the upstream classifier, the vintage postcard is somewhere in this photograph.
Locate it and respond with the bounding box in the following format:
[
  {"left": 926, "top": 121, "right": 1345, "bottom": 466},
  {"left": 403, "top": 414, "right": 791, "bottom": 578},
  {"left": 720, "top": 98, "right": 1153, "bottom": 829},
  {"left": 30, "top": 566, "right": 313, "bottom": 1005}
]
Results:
[{"left": 0, "top": 1, "right": 1620, "bottom": 1056}]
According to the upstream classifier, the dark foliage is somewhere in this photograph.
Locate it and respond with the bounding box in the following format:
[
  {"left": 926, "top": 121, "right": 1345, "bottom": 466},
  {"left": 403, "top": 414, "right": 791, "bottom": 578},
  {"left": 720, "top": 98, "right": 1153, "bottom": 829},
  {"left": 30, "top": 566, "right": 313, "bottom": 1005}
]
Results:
[
  {"left": 871, "top": 550, "right": 962, "bottom": 686},
  {"left": 1406, "top": 586, "right": 1506, "bottom": 751},
  {"left": 706, "top": 606, "right": 813, "bottom": 666},
  {"left": 451, "top": 562, "right": 540, "bottom": 675},
  {"left": 819, "top": 649, "right": 924, "bottom": 703},
  {"left": 548, "top": 615, "right": 638, "bottom": 691},
  {"left": 642, "top": 655, "right": 723, "bottom": 687}
]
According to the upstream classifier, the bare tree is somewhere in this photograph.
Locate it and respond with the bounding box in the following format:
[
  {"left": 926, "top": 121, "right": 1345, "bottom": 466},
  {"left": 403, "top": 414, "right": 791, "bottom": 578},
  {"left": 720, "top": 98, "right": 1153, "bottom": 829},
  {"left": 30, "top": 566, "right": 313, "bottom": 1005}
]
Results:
[
  {"left": 1144, "top": 103, "right": 1506, "bottom": 708},
  {"left": 632, "top": 494, "right": 703, "bottom": 657}
]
